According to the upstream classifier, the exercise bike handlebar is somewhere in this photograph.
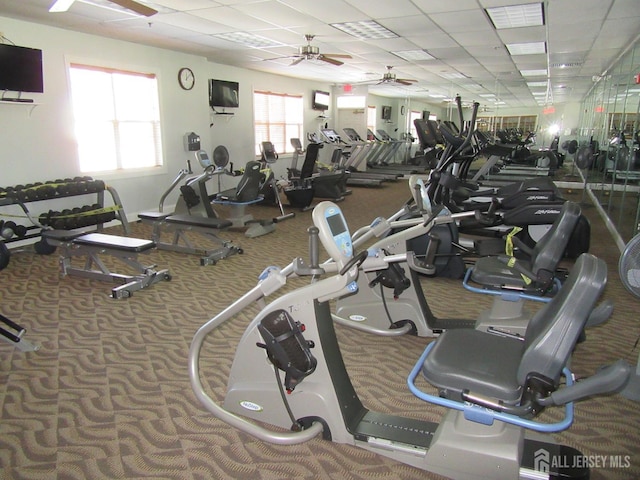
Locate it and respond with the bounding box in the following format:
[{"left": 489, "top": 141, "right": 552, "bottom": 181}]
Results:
[{"left": 159, "top": 165, "right": 193, "bottom": 213}]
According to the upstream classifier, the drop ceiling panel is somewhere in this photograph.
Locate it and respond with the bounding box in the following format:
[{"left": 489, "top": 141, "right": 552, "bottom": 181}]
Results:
[
  {"left": 412, "top": 0, "right": 480, "bottom": 14},
  {"left": 156, "top": 12, "right": 231, "bottom": 34},
  {"left": 344, "top": 0, "right": 423, "bottom": 19},
  {"left": 277, "top": 0, "right": 368, "bottom": 24},
  {"left": 151, "top": 0, "right": 222, "bottom": 9},
  {"left": 495, "top": 26, "right": 546, "bottom": 45},
  {"left": 450, "top": 30, "right": 502, "bottom": 48},
  {"left": 547, "top": 0, "right": 613, "bottom": 24},
  {"left": 232, "top": 1, "right": 321, "bottom": 29},
  {"left": 405, "top": 33, "right": 458, "bottom": 50},
  {"left": 376, "top": 15, "right": 441, "bottom": 36},
  {"left": 429, "top": 10, "right": 494, "bottom": 34},
  {"left": 190, "top": 6, "right": 277, "bottom": 30}
]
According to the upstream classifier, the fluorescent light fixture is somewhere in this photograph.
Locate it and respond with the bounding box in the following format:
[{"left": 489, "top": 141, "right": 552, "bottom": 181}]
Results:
[
  {"left": 506, "top": 42, "right": 546, "bottom": 55},
  {"left": 494, "top": 101, "right": 506, "bottom": 105},
  {"left": 478, "top": 93, "right": 496, "bottom": 98},
  {"left": 486, "top": 3, "right": 544, "bottom": 29},
  {"left": 527, "top": 81, "right": 548, "bottom": 87},
  {"left": 520, "top": 69, "right": 547, "bottom": 76},
  {"left": 49, "top": 0, "right": 75, "bottom": 12},
  {"left": 214, "top": 32, "right": 282, "bottom": 48},
  {"left": 428, "top": 94, "right": 447, "bottom": 98},
  {"left": 392, "top": 50, "right": 434, "bottom": 61},
  {"left": 330, "top": 20, "right": 398, "bottom": 40},
  {"left": 532, "top": 91, "right": 547, "bottom": 96}
]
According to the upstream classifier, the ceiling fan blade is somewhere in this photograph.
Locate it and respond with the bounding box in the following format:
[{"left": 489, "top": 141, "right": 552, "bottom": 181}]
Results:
[
  {"left": 321, "top": 54, "right": 352, "bottom": 59},
  {"left": 396, "top": 79, "right": 417, "bottom": 85},
  {"left": 109, "top": 0, "right": 158, "bottom": 16},
  {"left": 290, "top": 57, "right": 305, "bottom": 66},
  {"left": 318, "top": 55, "right": 344, "bottom": 66}
]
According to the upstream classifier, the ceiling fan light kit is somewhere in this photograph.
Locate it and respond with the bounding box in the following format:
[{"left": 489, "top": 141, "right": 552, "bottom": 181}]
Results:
[{"left": 267, "top": 34, "right": 352, "bottom": 67}]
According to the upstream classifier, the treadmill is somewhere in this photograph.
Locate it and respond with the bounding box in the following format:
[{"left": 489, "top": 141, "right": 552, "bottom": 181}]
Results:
[
  {"left": 372, "top": 129, "right": 421, "bottom": 173},
  {"left": 319, "top": 128, "right": 385, "bottom": 187},
  {"left": 340, "top": 128, "right": 400, "bottom": 181}
]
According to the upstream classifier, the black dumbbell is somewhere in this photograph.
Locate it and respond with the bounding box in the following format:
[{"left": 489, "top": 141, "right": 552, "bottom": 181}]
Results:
[{"left": 13, "top": 224, "right": 27, "bottom": 238}]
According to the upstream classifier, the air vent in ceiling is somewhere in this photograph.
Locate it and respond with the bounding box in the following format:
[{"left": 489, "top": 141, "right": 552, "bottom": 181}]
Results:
[{"left": 550, "top": 62, "right": 583, "bottom": 68}]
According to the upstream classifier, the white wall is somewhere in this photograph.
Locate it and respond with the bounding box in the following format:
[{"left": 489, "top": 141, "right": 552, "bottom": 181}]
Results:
[{"left": 0, "top": 15, "right": 332, "bottom": 219}]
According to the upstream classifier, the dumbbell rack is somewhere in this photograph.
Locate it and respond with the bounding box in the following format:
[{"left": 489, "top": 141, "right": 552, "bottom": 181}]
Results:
[{"left": 0, "top": 178, "right": 130, "bottom": 267}]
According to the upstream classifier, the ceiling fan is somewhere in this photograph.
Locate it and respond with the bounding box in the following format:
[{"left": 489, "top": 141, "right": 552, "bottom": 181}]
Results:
[
  {"left": 267, "top": 35, "right": 352, "bottom": 66},
  {"left": 361, "top": 66, "right": 417, "bottom": 86},
  {"left": 49, "top": 0, "right": 158, "bottom": 17}
]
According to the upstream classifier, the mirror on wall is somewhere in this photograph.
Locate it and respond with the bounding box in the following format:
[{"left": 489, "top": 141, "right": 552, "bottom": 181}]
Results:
[{"left": 578, "top": 40, "right": 640, "bottom": 243}]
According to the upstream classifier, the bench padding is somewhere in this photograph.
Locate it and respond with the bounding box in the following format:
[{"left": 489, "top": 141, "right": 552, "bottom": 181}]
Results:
[
  {"left": 73, "top": 233, "right": 155, "bottom": 252},
  {"left": 165, "top": 214, "right": 232, "bottom": 229}
]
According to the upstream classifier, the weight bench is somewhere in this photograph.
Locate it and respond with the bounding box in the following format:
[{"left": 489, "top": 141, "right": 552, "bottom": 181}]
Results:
[
  {"left": 138, "top": 212, "right": 242, "bottom": 266},
  {"left": 42, "top": 229, "right": 171, "bottom": 299}
]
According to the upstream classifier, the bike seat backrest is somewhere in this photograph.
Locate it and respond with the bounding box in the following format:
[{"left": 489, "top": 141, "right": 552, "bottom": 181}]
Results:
[
  {"left": 300, "top": 143, "right": 321, "bottom": 179},
  {"left": 519, "top": 253, "right": 607, "bottom": 386},
  {"left": 234, "top": 161, "right": 263, "bottom": 202},
  {"left": 530, "top": 201, "right": 581, "bottom": 275},
  {"left": 330, "top": 148, "right": 343, "bottom": 164},
  {"left": 261, "top": 142, "right": 279, "bottom": 164}
]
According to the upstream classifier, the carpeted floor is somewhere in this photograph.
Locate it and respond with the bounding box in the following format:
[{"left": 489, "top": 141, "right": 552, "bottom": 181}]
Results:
[{"left": 1, "top": 178, "right": 639, "bottom": 479}]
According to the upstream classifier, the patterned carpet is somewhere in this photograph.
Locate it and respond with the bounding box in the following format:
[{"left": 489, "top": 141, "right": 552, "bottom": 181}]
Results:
[{"left": 1, "top": 178, "right": 639, "bottom": 479}]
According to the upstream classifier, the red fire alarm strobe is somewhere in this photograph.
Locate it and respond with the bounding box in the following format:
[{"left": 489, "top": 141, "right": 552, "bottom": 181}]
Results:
[{"left": 635, "top": 73, "right": 640, "bottom": 84}]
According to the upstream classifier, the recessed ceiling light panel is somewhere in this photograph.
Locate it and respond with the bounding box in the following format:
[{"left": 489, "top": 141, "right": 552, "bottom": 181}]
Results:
[
  {"left": 330, "top": 20, "right": 398, "bottom": 40},
  {"left": 486, "top": 3, "right": 544, "bottom": 29},
  {"left": 214, "top": 32, "right": 282, "bottom": 48},
  {"left": 392, "top": 50, "right": 434, "bottom": 61},
  {"left": 520, "top": 69, "right": 548, "bottom": 76},
  {"left": 506, "top": 42, "right": 546, "bottom": 55}
]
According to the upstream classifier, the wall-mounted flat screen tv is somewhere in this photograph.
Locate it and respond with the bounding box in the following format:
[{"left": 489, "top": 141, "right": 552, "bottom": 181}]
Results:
[
  {"left": 209, "top": 79, "right": 239, "bottom": 108},
  {"left": 381, "top": 105, "right": 392, "bottom": 120},
  {"left": 0, "top": 44, "right": 44, "bottom": 93},
  {"left": 312, "top": 90, "right": 330, "bottom": 111}
]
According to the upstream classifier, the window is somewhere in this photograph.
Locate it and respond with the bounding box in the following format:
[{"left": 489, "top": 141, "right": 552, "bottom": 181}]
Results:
[
  {"left": 69, "top": 64, "right": 163, "bottom": 173},
  {"left": 254, "top": 90, "right": 303, "bottom": 155},
  {"left": 336, "top": 95, "right": 366, "bottom": 109},
  {"left": 409, "top": 110, "right": 422, "bottom": 142},
  {"left": 367, "top": 106, "right": 376, "bottom": 138}
]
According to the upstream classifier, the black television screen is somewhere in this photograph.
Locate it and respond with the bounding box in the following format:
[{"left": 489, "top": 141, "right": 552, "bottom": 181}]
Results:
[
  {"left": 312, "top": 90, "right": 330, "bottom": 111},
  {"left": 209, "top": 79, "right": 239, "bottom": 108},
  {"left": 0, "top": 44, "right": 44, "bottom": 93}
]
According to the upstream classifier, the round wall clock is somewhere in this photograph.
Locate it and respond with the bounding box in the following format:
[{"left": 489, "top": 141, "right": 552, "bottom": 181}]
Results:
[{"left": 178, "top": 67, "right": 195, "bottom": 90}]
